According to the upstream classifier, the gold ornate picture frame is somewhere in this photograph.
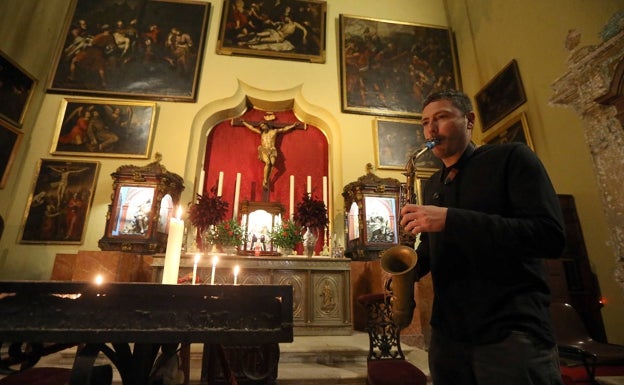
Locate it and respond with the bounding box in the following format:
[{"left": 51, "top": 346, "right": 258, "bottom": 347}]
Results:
[
  {"left": 50, "top": 98, "right": 157, "bottom": 159},
  {"left": 482, "top": 111, "right": 534, "bottom": 151},
  {"left": 19, "top": 159, "right": 100, "bottom": 244},
  {"left": 339, "top": 14, "right": 460, "bottom": 118},
  {"left": 0, "top": 120, "right": 23, "bottom": 189},
  {"left": 47, "top": 0, "right": 210, "bottom": 102},
  {"left": 475, "top": 59, "right": 527, "bottom": 132},
  {"left": 373, "top": 117, "right": 443, "bottom": 171},
  {"left": 216, "top": 0, "right": 327, "bottom": 63},
  {"left": 0, "top": 50, "right": 36, "bottom": 127}
]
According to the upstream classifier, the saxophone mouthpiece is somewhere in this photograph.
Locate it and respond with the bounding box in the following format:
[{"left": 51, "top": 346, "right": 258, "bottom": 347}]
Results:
[
  {"left": 413, "top": 138, "right": 439, "bottom": 160},
  {"left": 424, "top": 138, "right": 439, "bottom": 149}
]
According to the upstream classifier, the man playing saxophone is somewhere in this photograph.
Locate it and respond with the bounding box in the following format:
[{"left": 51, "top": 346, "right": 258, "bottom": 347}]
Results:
[{"left": 399, "top": 90, "right": 565, "bottom": 385}]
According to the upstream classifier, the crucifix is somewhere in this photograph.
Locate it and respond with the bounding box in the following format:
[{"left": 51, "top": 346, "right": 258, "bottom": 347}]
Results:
[{"left": 232, "top": 112, "right": 306, "bottom": 197}]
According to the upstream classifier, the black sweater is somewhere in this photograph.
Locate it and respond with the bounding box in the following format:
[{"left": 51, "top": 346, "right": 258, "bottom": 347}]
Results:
[{"left": 416, "top": 142, "right": 565, "bottom": 346}]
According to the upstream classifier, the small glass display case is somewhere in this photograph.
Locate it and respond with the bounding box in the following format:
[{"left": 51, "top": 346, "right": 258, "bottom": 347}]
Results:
[
  {"left": 342, "top": 166, "right": 403, "bottom": 261},
  {"left": 98, "top": 157, "right": 184, "bottom": 254},
  {"left": 239, "top": 200, "right": 284, "bottom": 255}
]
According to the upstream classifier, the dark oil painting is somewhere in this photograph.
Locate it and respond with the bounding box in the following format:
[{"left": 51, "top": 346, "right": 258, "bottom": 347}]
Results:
[
  {"left": 47, "top": 0, "right": 210, "bottom": 102},
  {"left": 20, "top": 159, "right": 100, "bottom": 244}
]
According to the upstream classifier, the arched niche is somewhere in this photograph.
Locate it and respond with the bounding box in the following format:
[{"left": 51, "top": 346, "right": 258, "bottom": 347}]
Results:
[{"left": 185, "top": 80, "right": 343, "bottom": 252}]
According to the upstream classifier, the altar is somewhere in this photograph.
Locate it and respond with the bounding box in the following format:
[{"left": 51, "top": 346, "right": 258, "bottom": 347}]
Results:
[{"left": 151, "top": 254, "right": 353, "bottom": 336}]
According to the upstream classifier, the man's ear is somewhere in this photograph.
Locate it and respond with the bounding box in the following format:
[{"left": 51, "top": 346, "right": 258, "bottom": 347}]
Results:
[{"left": 466, "top": 111, "right": 476, "bottom": 129}]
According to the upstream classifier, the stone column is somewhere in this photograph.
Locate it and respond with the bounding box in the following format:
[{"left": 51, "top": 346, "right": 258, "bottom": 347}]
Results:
[{"left": 550, "top": 24, "right": 624, "bottom": 295}]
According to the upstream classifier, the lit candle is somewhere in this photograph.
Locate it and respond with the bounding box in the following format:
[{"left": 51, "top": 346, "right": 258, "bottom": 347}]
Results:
[
  {"left": 233, "top": 172, "right": 241, "bottom": 219},
  {"left": 233, "top": 265, "right": 240, "bottom": 285},
  {"left": 197, "top": 169, "right": 205, "bottom": 195},
  {"left": 210, "top": 255, "right": 219, "bottom": 285},
  {"left": 94, "top": 274, "right": 103, "bottom": 285},
  {"left": 192, "top": 253, "right": 200, "bottom": 285},
  {"left": 289, "top": 175, "right": 294, "bottom": 220},
  {"left": 307, "top": 175, "right": 311, "bottom": 195},
  {"left": 217, "top": 171, "right": 224, "bottom": 196},
  {"left": 162, "top": 206, "right": 184, "bottom": 284},
  {"left": 323, "top": 176, "right": 328, "bottom": 207}
]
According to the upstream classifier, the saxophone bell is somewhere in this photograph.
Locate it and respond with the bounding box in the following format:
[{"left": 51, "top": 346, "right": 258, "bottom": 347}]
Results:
[{"left": 381, "top": 245, "right": 418, "bottom": 329}]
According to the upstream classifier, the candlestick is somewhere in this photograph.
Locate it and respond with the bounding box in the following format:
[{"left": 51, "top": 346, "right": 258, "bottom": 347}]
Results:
[
  {"left": 197, "top": 169, "right": 205, "bottom": 195},
  {"left": 162, "top": 206, "right": 184, "bottom": 284},
  {"left": 192, "top": 253, "right": 200, "bottom": 285},
  {"left": 233, "top": 172, "right": 241, "bottom": 219},
  {"left": 233, "top": 265, "right": 240, "bottom": 285},
  {"left": 307, "top": 175, "right": 311, "bottom": 195},
  {"left": 217, "top": 171, "right": 224, "bottom": 196},
  {"left": 323, "top": 176, "right": 328, "bottom": 207},
  {"left": 210, "top": 255, "right": 219, "bottom": 285},
  {"left": 289, "top": 175, "right": 294, "bottom": 220}
]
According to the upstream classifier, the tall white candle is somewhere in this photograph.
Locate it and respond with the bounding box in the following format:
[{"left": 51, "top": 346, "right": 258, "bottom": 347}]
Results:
[
  {"left": 192, "top": 253, "right": 200, "bottom": 285},
  {"left": 323, "top": 176, "right": 328, "bottom": 207},
  {"left": 307, "top": 175, "right": 311, "bottom": 195},
  {"left": 289, "top": 175, "right": 295, "bottom": 220},
  {"left": 217, "top": 171, "right": 224, "bottom": 196},
  {"left": 162, "top": 206, "right": 184, "bottom": 284},
  {"left": 210, "top": 255, "right": 219, "bottom": 285},
  {"left": 233, "top": 172, "right": 241, "bottom": 219},
  {"left": 233, "top": 265, "right": 240, "bottom": 285},
  {"left": 197, "top": 169, "right": 205, "bottom": 195}
]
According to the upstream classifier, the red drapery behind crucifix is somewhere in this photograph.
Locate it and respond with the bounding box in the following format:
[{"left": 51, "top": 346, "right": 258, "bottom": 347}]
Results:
[{"left": 200, "top": 108, "right": 329, "bottom": 253}]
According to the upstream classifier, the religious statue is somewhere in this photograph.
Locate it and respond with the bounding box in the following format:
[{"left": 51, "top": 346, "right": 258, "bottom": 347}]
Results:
[{"left": 238, "top": 112, "right": 305, "bottom": 190}]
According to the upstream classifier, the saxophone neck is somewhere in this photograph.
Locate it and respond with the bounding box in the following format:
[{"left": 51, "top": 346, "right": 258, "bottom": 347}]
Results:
[{"left": 411, "top": 138, "right": 439, "bottom": 161}]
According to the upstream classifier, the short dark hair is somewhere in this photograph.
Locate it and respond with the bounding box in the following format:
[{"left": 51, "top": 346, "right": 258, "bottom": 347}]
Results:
[{"left": 423, "top": 89, "right": 473, "bottom": 114}]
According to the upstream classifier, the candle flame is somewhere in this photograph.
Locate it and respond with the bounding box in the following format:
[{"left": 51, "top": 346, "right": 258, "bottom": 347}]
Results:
[
  {"left": 212, "top": 255, "right": 219, "bottom": 265},
  {"left": 194, "top": 253, "right": 201, "bottom": 263},
  {"left": 95, "top": 275, "right": 104, "bottom": 285},
  {"left": 234, "top": 265, "right": 240, "bottom": 275}
]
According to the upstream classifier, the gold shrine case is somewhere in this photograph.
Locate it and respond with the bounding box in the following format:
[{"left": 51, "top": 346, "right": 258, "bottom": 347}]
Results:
[
  {"left": 98, "top": 160, "right": 184, "bottom": 254},
  {"left": 342, "top": 172, "right": 403, "bottom": 261},
  {"left": 239, "top": 200, "right": 285, "bottom": 256}
]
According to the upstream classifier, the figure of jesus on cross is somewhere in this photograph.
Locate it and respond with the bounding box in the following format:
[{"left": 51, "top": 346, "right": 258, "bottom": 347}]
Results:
[{"left": 237, "top": 112, "right": 306, "bottom": 191}]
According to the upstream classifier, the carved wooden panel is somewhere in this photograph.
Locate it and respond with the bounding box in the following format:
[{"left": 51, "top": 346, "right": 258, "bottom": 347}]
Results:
[
  {"left": 151, "top": 254, "right": 352, "bottom": 335},
  {"left": 312, "top": 272, "right": 343, "bottom": 322}
]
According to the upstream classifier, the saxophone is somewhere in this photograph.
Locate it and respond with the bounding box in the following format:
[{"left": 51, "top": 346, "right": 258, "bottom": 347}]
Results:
[{"left": 380, "top": 138, "right": 438, "bottom": 329}]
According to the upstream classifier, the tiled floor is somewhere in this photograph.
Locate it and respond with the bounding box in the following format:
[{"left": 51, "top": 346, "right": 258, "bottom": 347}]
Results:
[{"left": 2, "top": 332, "right": 431, "bottom": 384}]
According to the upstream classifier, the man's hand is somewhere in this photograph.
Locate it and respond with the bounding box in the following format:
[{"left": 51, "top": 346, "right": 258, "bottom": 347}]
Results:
[{"left": 399, "top": 204, "right": 448, "bottom": 234}]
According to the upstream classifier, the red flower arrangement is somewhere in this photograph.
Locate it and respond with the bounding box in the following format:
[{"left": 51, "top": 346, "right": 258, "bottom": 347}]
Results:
[
  {"left": 187, "top": 187, "right": 228, "bottom": 232},
  {"left": 294, "top": 192, "right": 328, "bottom": 230}
]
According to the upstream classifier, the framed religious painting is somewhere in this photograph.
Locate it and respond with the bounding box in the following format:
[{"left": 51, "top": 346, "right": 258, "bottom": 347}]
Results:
[
  {"left": 373, "top": 117, "right": 443, "bottom": 171},
  {"left": 50, "top": 98, "right": 157, "bottom": 158},
  {"left": 482, "top": 111, "right": 534, "bottom": 151},
  {"left": 19, "top": 159, "right": 100, "bottom": 244},
  {"left": 475, "top": 59, "right": 527, "bottom": 132},
  {"left": 0, "top": 120, "right": 24, "bottom": 189},
  {"left": 217, "top": 0, "right": 327, "bottom": 63},
  {"left": 0, "top": 50, "right": 37, "bottom": 127},
  {"left": 47, "top": 0, "right": 210, "bottom": 102},
  {"left": 339, "top": 14, "right": 460, "bottom": 118}
]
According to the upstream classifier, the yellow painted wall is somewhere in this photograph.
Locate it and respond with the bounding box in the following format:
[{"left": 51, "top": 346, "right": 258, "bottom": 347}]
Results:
[
  {"left": 0, "top": 0, "right": 622, "bottom": 342},
  {"left": 445, "top": 0, "right": 624, "bottom": 343}
]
